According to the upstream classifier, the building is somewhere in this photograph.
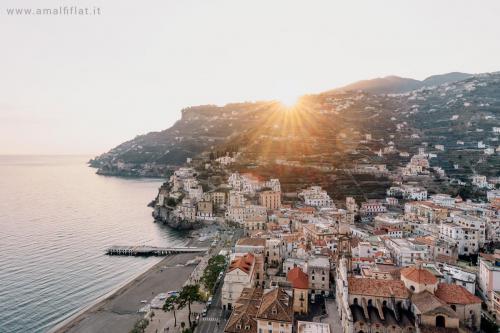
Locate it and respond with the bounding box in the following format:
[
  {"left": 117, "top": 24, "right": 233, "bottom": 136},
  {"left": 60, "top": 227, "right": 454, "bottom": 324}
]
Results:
[
  {"left": 385, "top": 238, "right": 429, "bottom": 266},
  {"left": 472, "top": 175, "right": 489, "bottom": 188},
  {"left": 259, "top": 190, "right": 282, "bottom": 210},
  {"left": 302, "top": 223, "right": 336, "bottom": 242},
  {"left": 224, "top": 288, "right": 263, "bottom": 333},
  {"left": 307, "top": 257, "right": 330, "bottom": 297},
  {"left": 255, "top": 288, "right": 293, "bottom": 333},
  {"left": 196, "top": 200, "right": 213, "bottom": 219},
  {"left": 360, "top": 200, "right": 387, "bottom": 216},
  {"left": 439, "top": 215, "right": 486, "bottom": 255},
  {"left": 296, "top": 321, "right": 330, "bottom": 333},
  {"left": 430, "top": 194, "right": 456, "bottom": 207},
  {"left": 235, "top": 238, "right": 266, "bottom": 254},
  {"left": 299, "top": 186, "right": 334, "bottom": 208},
  {"left": 211, "top": 191, "right": 227, "bottom": 208},
  {"left": 478, "top": 252, "right": 500, "bottom": 311},
  {"left": 287, "top": 267, "right": 309, "bottom": 314},
  {"left": 400, "top": 266, "right": 438, "bottom": 294},
  {"left": 222, "top": 253, "right": 257, "bottom": 310},
  {"left": 434, "top": 283, "right": 481, "bottom": 330}
]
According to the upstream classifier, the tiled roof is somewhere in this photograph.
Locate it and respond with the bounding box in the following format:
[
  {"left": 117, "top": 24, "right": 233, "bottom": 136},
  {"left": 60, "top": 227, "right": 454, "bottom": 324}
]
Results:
[
  {"left": 435, "top": 254, "right": 457, "bottom": 265},
  {"left": 236, "top": 238, "right": 266, "bottom": 247},
  {"left": 435, "top": 283, "right": 481, "bottom": 305},
  {"left": 348, "top": 277, "right": 409, "bottom": 299},
  {"left": 228, "top": 253, "right": 255, "bottom": 274},
  {"left": 287, "top": 267, "right": 309, "bottom": 289},
  {"left": 401, "top": 266, "right": 438, "bottom": 285},
  {"left": 224, "top": 288, "right": 263, "bottom": 333},
  {"left": 257, "top": 288, "right": 293, "bottom": 322},
  {"left": 411, "top": 291, "right": 456, "bottom": 317}
]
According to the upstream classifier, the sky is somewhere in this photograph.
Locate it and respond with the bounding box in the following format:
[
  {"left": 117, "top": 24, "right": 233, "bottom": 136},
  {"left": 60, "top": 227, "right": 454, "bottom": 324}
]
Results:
[{"left": 1, "top": 0, "right": 499, "bottom": 155}]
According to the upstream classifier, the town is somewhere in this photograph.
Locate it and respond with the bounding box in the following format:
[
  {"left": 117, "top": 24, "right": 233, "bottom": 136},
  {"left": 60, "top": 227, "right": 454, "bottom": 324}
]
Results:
[{"left": 132, "top": 144, "right": 500, "bottom": 333}]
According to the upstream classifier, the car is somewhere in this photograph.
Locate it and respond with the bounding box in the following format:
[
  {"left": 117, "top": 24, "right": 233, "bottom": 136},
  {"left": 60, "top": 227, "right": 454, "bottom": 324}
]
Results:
[
  {"left": 202, "top": 308, "right": 208, "bottom": 317},
  {"left": 207, "top": 296, "right": 213, "bottom": 305},
  {"left": 140, "top": 300, "right": 148, "bottom": 304}
]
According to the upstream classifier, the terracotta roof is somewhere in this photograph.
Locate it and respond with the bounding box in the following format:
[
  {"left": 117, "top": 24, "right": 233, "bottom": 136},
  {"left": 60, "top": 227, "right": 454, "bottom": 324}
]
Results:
[
  {"left": 256, "top": 288, "right": 293, "bottom": 322},
  {"left": 435, "top": 283, "right": 481, "bottom": 305},
  {"left": 435, "top": 254, "right": 457, "bottom": 265},
  {"left": 228, "top": 253, "right": 255, "bottom": 274},
  {"left": 401, "top": 266, "right": 438, "bottom": 285},
  {"left": 348, "top": 277, "right": 409, "bottom": 299},
  {"left": 287, "top": 267, "right": 309, "bottom": 289},
  {"left": 411, "top": 291, "right": 456, "bottom": 317},
  {"left": 236, "top": 238, "right": 266, "bottom": 247},
  {"left": 413, "top": 236, "right": 435, "bottom": 246},
  {"left": 224, "top": 288, "right": 262, "bottom": 333}
]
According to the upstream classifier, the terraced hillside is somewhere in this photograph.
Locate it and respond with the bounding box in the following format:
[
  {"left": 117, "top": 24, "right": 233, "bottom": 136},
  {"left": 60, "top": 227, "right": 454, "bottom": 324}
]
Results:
[{"left": 91, "top": 72, "right": 500, "bottom": 185}]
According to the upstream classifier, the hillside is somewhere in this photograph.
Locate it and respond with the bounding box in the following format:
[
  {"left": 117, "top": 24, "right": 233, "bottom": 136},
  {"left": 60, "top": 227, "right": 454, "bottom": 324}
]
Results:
[
  {"left": 90, "top": 72, "right": 500, "bottom": 190},
  {"left": 335, "top": 72, "right": 472, "bottom": 94}
]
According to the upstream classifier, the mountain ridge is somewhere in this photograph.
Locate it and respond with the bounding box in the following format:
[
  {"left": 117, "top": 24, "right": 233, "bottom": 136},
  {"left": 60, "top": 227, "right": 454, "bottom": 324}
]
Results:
[{"left": 332, "top": 72, "right": 473, "bottom": 94}]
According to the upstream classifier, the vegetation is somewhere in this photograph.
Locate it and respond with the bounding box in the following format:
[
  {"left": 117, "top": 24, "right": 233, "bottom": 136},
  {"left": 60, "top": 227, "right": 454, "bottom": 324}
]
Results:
[
  {"left": 177, "top": 284, "right": 202, "bottom": 329},
  {"left": 163, "top": 295, "right": 179, "bottom": 327},
  {"left": 129, "top": 319, "right": 149, "bottom": 333},
  {"left": 201, "top": 255, "right": 226, "bottom": 291}
]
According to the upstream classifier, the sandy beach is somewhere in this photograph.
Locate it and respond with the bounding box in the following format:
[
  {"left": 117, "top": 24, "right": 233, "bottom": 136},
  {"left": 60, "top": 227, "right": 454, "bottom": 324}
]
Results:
[{"left": 49, "top": 251, "right": 201, "bottom": 333}]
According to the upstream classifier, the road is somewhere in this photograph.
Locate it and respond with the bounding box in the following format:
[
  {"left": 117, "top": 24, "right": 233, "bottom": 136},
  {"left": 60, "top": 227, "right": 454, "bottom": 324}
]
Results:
[{"left": 195, "top": 227, "right": 243, "bottom": 333}]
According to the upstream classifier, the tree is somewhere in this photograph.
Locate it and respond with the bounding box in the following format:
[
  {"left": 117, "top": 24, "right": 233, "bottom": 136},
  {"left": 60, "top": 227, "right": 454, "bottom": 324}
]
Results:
[
  {"left": 201, "top": 255, "right": 226, "bottom": 291},
  {"left": 163, "top": 295, "right": 179, "bottom": 327},
  {"left": 129, "top": 319, "right": 149, "bottom": 333},
  {"left": 177, "top": 284, "right": 202, "bottom": 328}
]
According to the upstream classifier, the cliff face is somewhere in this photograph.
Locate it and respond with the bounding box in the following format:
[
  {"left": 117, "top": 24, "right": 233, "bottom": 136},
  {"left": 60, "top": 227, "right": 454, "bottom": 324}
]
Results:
[{"left": 152, "top": 205, "right": 202, "bottom": 230}]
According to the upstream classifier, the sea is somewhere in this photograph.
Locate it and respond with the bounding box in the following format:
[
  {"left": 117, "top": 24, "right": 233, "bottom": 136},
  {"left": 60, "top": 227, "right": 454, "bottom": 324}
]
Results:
[{"left": 0, "top": 155, "right": 187, "bottom": 333}]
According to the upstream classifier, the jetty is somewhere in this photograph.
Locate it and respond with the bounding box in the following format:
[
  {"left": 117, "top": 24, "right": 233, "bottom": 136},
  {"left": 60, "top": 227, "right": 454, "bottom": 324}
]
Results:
[{"left": 105, "top": 245, "right": 209, "bottom": 257}]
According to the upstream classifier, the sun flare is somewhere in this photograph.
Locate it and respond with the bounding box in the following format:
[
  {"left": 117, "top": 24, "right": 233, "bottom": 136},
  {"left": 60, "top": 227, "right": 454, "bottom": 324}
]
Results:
[{"left": 278, "top": 94, "right": 301, "bottom": 109}]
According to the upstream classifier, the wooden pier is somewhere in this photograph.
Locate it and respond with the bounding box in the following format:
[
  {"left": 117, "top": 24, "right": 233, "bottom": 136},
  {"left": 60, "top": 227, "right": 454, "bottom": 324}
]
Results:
[{"left": 105, "top": 245, "right": 209, "bottom": 257}]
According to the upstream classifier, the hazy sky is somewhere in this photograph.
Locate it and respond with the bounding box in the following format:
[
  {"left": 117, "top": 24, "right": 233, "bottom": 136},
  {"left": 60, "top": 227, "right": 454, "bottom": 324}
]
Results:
[{"left": 1, "top": 0, "right": 499, "bottom": 155}]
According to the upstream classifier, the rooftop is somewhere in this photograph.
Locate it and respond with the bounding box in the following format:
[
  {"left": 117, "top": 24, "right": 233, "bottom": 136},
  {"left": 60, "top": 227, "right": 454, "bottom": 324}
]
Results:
[
  {"left": 236, "top": 238, "right": 266, "bottom": 247},
  {"left": 401, "top": 266, "right": 438, "bottom": 285},
  {"left": 228, "top": 253, "right": 255, "bottom": 274},
  {"left": 435, "top": 283, "right": 481, "bottom": 305},
  {"left": 348, "top": 277, "right": 409, "bottom": 299},
  {"left": 287, "top": 267, "right": 309, "bottom": 289},
  {"left": 297, "top": 321, "right": 330, "bottom": 333}
]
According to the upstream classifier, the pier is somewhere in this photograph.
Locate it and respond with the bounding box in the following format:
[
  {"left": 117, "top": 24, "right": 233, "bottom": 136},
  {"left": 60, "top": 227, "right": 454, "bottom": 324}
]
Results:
[{"left": 105, "top": 245, "right": 209, "bottom": 257}]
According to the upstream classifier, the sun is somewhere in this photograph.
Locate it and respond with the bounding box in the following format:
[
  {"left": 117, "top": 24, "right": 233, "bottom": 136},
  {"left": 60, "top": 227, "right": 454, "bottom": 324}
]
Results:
[{"left": 278, "top": 94, "right": 301, "bottom": 109}]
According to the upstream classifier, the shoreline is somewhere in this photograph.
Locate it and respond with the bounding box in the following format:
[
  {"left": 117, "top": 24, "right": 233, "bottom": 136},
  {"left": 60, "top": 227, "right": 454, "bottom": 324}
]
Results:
[
  {"left": 47, "top": 258, "right": 162, "bottom": 333},
  {"left": 49, "top": 236, "right": 203, "bottom": 333}
]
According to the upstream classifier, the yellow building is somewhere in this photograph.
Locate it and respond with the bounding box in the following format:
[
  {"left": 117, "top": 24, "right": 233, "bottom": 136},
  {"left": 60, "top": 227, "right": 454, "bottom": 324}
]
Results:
[{"left": 258, "top": 190, "right": 281, "bottom": 210}]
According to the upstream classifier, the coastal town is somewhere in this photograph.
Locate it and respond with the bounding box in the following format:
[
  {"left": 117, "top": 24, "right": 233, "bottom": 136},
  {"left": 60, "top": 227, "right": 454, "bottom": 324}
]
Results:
[
  {"left": 112, "top": 141, "right": 500, "bottom": 333},
  {"left": 80, "top": 74, "right": 500, "bottom": 333}
]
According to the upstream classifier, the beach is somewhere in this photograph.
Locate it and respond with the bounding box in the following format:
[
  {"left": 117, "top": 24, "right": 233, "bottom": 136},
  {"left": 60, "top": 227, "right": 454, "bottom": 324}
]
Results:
[{"left": 49, "top": 251, "right": 201, "bottom": 333}]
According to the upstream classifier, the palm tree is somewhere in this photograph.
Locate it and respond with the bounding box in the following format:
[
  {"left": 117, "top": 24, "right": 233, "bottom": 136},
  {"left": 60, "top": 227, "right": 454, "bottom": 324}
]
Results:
[
  {"left": 177, "top": 284, "right": 202, "bottom": 328},
  {"left": 163, "top": 295, "right": 178, "bottom": 327}
]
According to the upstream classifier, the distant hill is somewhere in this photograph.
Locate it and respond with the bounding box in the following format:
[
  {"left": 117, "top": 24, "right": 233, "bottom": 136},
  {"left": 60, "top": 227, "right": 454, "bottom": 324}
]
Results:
[
  {"left": 337, "top": 75, "right": 422, "bottom": 94},
  {"left": 421, "top": 72, "right": 472, "bottom": 87},
  {"left": 335, "top": 72, "right": 472, "bottom": 94}
]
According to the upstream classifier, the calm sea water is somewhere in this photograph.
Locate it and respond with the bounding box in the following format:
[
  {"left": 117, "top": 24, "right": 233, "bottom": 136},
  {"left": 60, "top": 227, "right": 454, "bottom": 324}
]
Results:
[{"left": 0, "top": 155, "right": 186, "bottom": 333}]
